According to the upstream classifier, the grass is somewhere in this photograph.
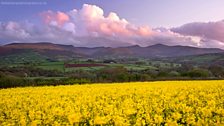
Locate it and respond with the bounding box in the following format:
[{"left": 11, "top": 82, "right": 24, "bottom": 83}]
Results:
[{"left": 37, "top": 62, "right": 65, "bottom": 71}]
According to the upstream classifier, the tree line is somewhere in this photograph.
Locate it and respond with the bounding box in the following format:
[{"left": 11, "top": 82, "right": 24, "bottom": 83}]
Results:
[{"left": 1, "top": 64, "right": 224, "bottom": 88}]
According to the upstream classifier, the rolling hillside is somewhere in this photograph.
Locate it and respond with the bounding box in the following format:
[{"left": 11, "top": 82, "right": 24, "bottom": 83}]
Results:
[{"left": 0, "top": 42, "right": 223, "bottom": 62}]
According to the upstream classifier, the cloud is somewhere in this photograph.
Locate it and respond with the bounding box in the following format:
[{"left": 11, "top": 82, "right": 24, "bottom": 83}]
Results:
[
  {"left": 171, "top": 20, "right": 224, "bottom": 47},
  {"left": 0, "top": 4, "right": 223, "bottom": 49},
  {"left": 62, "top": 22, "right": 76, "bottom": 34},
  {"left": 37, "top": 4, "right": 196, "bottom": 47},
  {"left": 0, "top": 21, "right": 79, "bottom": 45},
  {"left": 40, "top": 11, "right": 70, "bottom": 26},
  {"left": 66, "top": 4, "right": 153, "bottom": 38},
  {"left": 0, "top": 21, "right": 30, "bottom": 40},
  {"left": 135, "top": 28, "right": 202, "bottom": 47}
]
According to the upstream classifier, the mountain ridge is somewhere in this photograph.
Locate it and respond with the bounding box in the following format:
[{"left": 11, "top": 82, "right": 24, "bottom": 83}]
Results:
[{"left": 1, "top": 42, "right": 224, "bottom": 59}]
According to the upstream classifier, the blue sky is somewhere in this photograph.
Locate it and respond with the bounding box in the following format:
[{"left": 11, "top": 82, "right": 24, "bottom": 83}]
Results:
[
  {"left": 1, "top": 0, "right": 224, "bottom": 27},
  {"left": 0, "top": 0, "right": 224, "bottom": 48}
]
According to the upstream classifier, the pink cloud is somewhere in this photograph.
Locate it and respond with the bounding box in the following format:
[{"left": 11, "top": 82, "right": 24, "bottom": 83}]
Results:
[
  {"left": 39, "top": 4, "right": 153, "bottom": 39},
  {"left": 137, "top": 26, "right": 152, "bottom": 36},
  {"left": 41, "top": 11, "right": 70, "bottom": 26},
  {"left": 79, "top": 5, "right": 153, "bottom": 38}
]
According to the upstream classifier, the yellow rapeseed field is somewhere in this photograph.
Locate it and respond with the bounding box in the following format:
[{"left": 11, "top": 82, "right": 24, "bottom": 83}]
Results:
[{"left": 0, "top": 80, "right": 224, "bottom": 125}]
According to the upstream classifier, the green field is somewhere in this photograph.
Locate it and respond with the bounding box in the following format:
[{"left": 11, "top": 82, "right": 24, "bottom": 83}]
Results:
[{"left": 36, "top": 62, "right": 158, "bottom": 72}]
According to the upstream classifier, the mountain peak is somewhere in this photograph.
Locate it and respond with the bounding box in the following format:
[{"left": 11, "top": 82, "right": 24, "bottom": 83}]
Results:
[
  {"left": 151, "top": 43, "right": 168, "bottom": 47},
  {"left": 147, "top": 43, "right": 169, "bottom": 48},
  {"left": 128, "top": 45, "right": 141, "bottom": 48}
]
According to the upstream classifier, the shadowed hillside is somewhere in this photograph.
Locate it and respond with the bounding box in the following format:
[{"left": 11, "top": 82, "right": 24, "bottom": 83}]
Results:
[{"left": 1, "top": 43, "right": 223, "bottom": 60}]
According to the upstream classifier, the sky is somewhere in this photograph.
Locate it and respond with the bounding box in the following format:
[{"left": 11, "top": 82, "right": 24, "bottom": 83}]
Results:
[{"left": 1, "top": 0, "right": 224, "bottom": 48}]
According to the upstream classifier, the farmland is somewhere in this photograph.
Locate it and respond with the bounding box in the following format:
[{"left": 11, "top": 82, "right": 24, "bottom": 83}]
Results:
[
  {"left": 1, "top": 80, "right": 224, "bottom": 125},
  {"left": 1, "top": 43, "right": 224, "bottom": 89}
]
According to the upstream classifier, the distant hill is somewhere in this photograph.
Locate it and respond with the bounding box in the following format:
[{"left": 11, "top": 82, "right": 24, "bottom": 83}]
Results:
[
  {"left": 76, "top": 43, "right": 224, "bottom": 58},
  {"left": 3, "top": 42, "right": 84, "bottom": 61},
  {"left": 5, "top": 42, "right": 74, "bottom": 51},
  {"left": 163, "top": 53, "right": 224, "bottom": 66},
  {"left": 1, "top": 42, "right": 224, "bottom": 61}
]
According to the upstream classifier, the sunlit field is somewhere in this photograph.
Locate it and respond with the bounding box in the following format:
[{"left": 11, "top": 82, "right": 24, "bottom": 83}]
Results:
[{"left": 1, "top": 81, "right": 224, "bottom": 125}]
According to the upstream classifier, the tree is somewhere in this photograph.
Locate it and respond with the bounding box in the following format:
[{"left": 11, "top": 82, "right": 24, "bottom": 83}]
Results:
[
  {"left": 97, "top": 66, "right": 129, "bottom": 82},
  {"left": 208, "top": 65, "right": 224, "bottom": 78},
  {"left": 182, "top": 68, "right": 209, "bottom": 78}
]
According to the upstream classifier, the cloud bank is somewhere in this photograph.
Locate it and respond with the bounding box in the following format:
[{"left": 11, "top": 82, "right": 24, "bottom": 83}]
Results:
[
  {"left": 0, "top": 4, "right": 224, "bottom": 49},
  {"left": 171, "top": 21, "right": 224, "bottom": 48}
]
